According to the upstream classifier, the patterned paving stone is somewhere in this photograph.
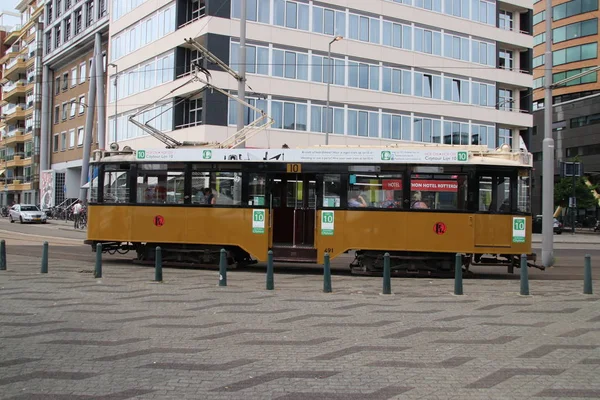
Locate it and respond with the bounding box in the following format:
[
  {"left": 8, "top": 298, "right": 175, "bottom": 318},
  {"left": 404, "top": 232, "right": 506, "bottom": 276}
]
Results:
[
  {"left": 0, "top": 290, "right": 52, "bottom": 296},
  {"left": 220, "top": 308, "right": 298, "bottom": 314},
  {"left": 195, "top": 329, "right": 289, "bottom": 340},
  {"left": 372, "top": 309, "right": 442, "bottom": 314},
  {"left": 144, "top": 322, "right": 233, "bottom": 329},
  {"left": 311, "top": 345, "right": 409, "bottom": 360},
  {"left": 581, "top": 358, "right": 600, "bottom": 364},
  {"left": 143, "top": 297, "right": 215, "bottom": 304},
  {"left": 275, "top": 314, "right": 351, "bottom": 323},
  {"left": 40, "top": 302, "right": 118, "bottom": 308},
  {"left": 93, "top": 348, "right": 206, "bottom": 362},
  {"left": 436, "top": 314, "right": 501, "bottom": 322},
  {"left": 186, "top": 302, "right": 260, "bottom": 311},
  {"left": 5, "top": 389, "right": 155, "bottom": 400},
  {"left": 465, "top": 368, "right": 565, "bottom": 388},
  {"left": 4, "top": 328, "right": 109, "bottom": 339},
  {"left": 243, "top": 337, "right": 337, "bottom": 346},
  {"left": 480, "top": 321, "right": 552, "bottom": 327},
  {"left": 557, "top": 327, "right": 600, "bottom": 337},
  {"left": 0, "top": 371, "right": 96, "bottom": 386},
  {"left": 476, "top": 303, "right": 532, "bottom": 311},
  {"left": 282, "top": 299, "right": 347, "bottom": 303},
  {"left": 0, "top": 312, "right": 33, "bottom": 316},
  {"left": 106, "top": 315, "right": 193, "bottom": 324},
  {"left": 3, "top": 321, "right": 64, "bottom": 327},
  {"left": 6, "top": 297, "right": 77, "bottom": 301},
  {"left": 535, "top": 389, "right": 600, "bottom": 398},
  {"left": 43, "top": 338, "right": 148, "bottom": 346},
  {"left": 0, "top": 358, "right": 41, "bottom": 368},
  {"left": 275, "top": 385, "right": 413, "bottom": 400},
  {"left": 418, "top": 300, "right": 478, "bottom": 303},
  {"left": 138, "top": 359, "right": 258, "bottom": 371},
  {"left": 518, "top": 307, "right": 580, "bottom": 314},
  {"left": 333, "top": 303, "right": 371, "bottom": 310},
  {"left": 66, "top": 309, "right": 145, "bottom": 314},
  {"left": 382, "top": 327, "right": 463, "bottom": 339},
  {"left": 86, "top": 289, "right": 150, "bottom": 294},
  {"left": 518, "top": 344, "right": 598, "bottom": 358},
  {"left": 434, "top": 335, "right": 520, "bottom": 345},
  {"left": 119, "top": 293, "right": 183, "bottom": 300},
  {"left": 211, "top": 371, "right": 340, "bottom": 392},
  {"left": 588, "top": 315, "right": 600, "bottom": 322},
  {"left": 312, "top": 320, "right": 398, "bottom": 327},
  {"left": 368, "top": 356, "right": 474, "bottom": 368}
]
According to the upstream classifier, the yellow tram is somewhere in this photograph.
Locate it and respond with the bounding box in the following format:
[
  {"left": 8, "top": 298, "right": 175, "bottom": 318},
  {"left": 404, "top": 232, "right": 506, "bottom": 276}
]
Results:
[{"left": 85, "top": 143, "right": 537, "bottom": 275}]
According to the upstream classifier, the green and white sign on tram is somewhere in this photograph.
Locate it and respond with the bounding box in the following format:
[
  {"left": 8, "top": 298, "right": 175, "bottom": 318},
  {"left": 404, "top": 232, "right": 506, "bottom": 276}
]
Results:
[
  {"left": 252, "top": 209, "right": 265, "bottom": 234},
  {"left": 321, "top": 211, "right": 335, "bottom": 236},
  {"left": 512, "top": 217, "right": 526, "bottom": 243}
]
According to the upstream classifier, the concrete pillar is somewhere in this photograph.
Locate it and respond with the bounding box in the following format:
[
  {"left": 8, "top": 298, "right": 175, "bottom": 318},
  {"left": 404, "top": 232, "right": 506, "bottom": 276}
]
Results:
[
  {"left": 79, "top": 50, "right": 97, "bottom": 202},
  {"left": 39, "top": 65, "right": 51, "bottom": 172},
  {"left": 94, "top": 32, "right": 106, "bottom": 150}
]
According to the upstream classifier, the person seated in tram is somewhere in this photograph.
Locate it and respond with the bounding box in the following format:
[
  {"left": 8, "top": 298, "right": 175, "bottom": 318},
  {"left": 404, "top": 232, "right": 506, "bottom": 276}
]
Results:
[
  {"left": 203, "top": 188, "right": 216, "bottom": 205},
  {"left": 348, "top": 191, "right": 368, "bottom": 207},
  {"left": 411, "top": 191, "right": 429, "bottom": 209}
]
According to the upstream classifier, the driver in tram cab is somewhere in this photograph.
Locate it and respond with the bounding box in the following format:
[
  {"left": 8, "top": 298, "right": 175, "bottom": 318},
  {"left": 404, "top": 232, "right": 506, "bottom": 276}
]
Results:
[{"left": 411, "top": 191, "right": 429, "bottom": 209}]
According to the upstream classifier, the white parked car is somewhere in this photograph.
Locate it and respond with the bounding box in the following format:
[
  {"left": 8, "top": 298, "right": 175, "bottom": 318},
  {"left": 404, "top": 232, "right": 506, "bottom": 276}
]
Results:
[{"left": 9, "top": 204, "right": 47, "bottom": 224}]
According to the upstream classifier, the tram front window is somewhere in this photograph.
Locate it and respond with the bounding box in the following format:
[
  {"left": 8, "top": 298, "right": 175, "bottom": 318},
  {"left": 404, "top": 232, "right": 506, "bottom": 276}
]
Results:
[
  {"left": 323, "top": 174, "right": 341, "bottom": 207},
  {"left": 410, "top": 174, "right": 467, "bottom": 210},
  {"left": 348, "top": 174, "right": 403, "bottom": 208},
  {"left": 517, "top": 171, "right": 531, "bottom": 213},
  {"left": 479, "top": 175, "right": 512, "bottom": 213}
]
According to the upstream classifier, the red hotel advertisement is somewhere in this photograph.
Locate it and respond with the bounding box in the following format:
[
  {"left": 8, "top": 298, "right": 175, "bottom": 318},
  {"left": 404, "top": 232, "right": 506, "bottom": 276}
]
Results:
[{"left": 382, "top": 179, "right": 458, "bottom": 192}]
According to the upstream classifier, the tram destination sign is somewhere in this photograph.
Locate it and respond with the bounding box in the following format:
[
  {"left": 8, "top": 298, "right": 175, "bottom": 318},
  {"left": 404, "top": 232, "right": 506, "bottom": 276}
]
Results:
[{"left": 134, "top": 148, "right": 470, "bottom": 164}]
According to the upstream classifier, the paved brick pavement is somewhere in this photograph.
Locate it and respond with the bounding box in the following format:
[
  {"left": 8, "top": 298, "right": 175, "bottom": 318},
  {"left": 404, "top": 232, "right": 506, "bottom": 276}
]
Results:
[{"left": 0, "top": 252, "right": 599, "bottom": 399}]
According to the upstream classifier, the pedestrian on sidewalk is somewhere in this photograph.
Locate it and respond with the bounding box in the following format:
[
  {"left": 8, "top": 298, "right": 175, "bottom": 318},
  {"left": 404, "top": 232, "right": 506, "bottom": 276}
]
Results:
[{"left": 72, "top": 200, "right": 83, "bottom": 229}]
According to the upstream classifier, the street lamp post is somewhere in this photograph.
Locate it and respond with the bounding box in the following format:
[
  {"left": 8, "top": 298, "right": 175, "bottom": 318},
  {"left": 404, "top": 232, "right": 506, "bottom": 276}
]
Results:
[
  {"left": 325, "top": 36, "right": 343, "bottom": 146},
  {"left": 108, "top": 63, "right": 118, "bottom": 143}
]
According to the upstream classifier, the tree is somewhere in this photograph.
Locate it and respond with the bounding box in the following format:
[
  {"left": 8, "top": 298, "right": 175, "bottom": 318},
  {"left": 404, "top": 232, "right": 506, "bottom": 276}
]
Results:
[{"left": 554, "top": 177, "right": 597, "bottom": 210}]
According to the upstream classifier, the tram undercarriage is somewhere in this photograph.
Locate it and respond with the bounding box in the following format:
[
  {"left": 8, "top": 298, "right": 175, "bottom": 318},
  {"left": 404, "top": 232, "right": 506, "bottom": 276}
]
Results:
[{"left": 349, "top": 250, "right": 542, "bottom": 276}]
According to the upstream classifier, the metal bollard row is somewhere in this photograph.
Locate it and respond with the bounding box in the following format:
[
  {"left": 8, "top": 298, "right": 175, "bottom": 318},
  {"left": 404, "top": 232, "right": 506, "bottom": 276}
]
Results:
[{"left": 0, "top": 239, "right": 6, "bottom": 271}]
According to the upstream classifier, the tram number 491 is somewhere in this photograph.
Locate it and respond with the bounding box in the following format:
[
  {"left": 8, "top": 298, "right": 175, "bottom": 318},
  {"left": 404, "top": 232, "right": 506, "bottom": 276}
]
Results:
[{"left": 324, "top": 248, "right": 334, "bottom": 254}]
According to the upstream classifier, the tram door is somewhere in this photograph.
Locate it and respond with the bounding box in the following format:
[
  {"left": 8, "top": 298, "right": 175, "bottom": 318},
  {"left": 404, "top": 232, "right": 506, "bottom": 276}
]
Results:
[{"left": 269, "top": 173, "right": 317, "bottom": 262}]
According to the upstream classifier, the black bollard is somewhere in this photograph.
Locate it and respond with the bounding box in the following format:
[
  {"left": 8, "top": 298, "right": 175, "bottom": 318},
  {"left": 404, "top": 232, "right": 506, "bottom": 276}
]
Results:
[
  {"left": 266, "top": 250, "right": 274, "bottom": 290},
  {"left": 219, "top": 248, "right": 227, "bottom": 286},
  {"left": 155, "top": 247, "right": 162, "bottom": 282},
  {"left": 382, "top": 252, "right": 391, "bottom": 295},
  {"left": 584, "top": 254, "right": 593, "bottom": 295},
  {"left": 520, "top": 254, "right": 529, "bottom": 296},
  {"left": 95, "top": 243, "right": 102, "bottom": 278},
  {"left": 323, "top": 252, "right": 332, "bottom": 293},
  {"left": 41, "top": 241, "right": 48, "bottom": 274},
  {"left": 0, "top": 239, "right": 6, "bottom": 271},
  {"left": 454, "top": 253, "right": 463, "bottom": 295}
]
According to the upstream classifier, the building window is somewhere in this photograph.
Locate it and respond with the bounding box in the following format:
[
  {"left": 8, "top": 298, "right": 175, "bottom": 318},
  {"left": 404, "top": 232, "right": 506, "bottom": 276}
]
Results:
[
  {"left": 499, "top": 89, "right": 513, "bottom": 111},
  {"left": 54, "top": 106, "right": 60, "bottom": 124},
  {"left": 61, "top": 132, "right": 67, "bottom": 151},
  {"left": 53, "top": 135, "right": 59, "bottom": 152},
  {"left": 79, "top": 62, "right": 86, "bottom": 82},
  {"left": 65, "top": 16, "right": 72, "bottom": 41},
  {"left": 498, "top": 128, "right": 511, "bottom": 147},
  {"left": 55, "top": 25, "right": 61, "bottom": 48},
  {"left": 78, "top": 95, "right": 85, "bottom": 114},
  {"left": 62, "top": 72, "right": 69, "bottom": 90},
  {"left": 499, "top": 50, "right": 513, "bottom": 70},
  {"left": 62, "top": 103, "right": 68, "bottom": 120},
  {"left": 75, "top": 8, "right": 83, "bottom": 34},
  {"left": 553, "top": 0, "right": 598, "bottom": 21},
  {"left": 68, "top": 129, "right": 75, "bottom": 148},
  {"left": 499, "top": 10, "right": 513, "bottom": 30},
  {"left": 71, "top": 67, "right": 77, "bottom": 87},
  {"left": 77, "top": 127, "right": 84, "bottom": 146},
  {"left": 69, "top": 99, "right": 77, "bottom": 118},
  {"left": 553, "top": 42, "right": 598, "bottom": 66},
  {"left": 55, "top": 77, "right": 60, "bottom": 94},
  {"left": 552, "top": 18, "right": 598, "bottom": 44}
]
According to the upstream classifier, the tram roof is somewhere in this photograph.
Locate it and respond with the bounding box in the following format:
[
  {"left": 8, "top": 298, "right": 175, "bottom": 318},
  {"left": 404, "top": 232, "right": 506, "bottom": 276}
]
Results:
[{"left": 94, "top": 144, "right": 532, "bottom": 168}]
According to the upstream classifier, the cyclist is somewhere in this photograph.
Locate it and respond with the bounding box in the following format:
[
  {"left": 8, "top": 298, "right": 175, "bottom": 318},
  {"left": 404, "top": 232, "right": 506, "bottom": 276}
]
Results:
[{"left": 72, "top": 200, "right": 83, "bottom": 229}]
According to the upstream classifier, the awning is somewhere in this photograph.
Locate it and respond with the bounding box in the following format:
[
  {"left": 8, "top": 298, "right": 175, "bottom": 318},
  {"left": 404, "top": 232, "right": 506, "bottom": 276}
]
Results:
[{"left": 0, "top": 169, "right": 5, "bottom": 176}]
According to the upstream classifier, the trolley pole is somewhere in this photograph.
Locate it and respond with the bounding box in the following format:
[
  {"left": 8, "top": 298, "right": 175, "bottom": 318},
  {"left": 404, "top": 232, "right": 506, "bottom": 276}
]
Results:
[
  {"left": 541, "top": 0, "right": 555, "bottom": 268},
  {"left": 235, "top": 0, "right": 247, "bottom": 149}
]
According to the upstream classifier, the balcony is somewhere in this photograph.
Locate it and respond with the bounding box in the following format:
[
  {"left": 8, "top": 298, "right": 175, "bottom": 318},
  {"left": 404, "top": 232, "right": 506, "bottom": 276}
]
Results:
[
  {"left": 0, "top": 46, "right": 21, "bottom": 65},
  {"left": 2, "top": 80, "right": 27, "bottom": 103},
  {"left": 5, "top": 153, "right": 31, "bottom": 168},
  {"left": 3, "top": 105, "right": 27, "bottom": 124},
  {"left": 3, "top": 25, "right": 22, "bottom": 47},
  {"left": 3, "top": 57, "right": 27, "bottom": 81},
  {"left": 4, "top": 176, "right": 33, "bottom": 192},
  {"left": 1, "top": 128, "right": 31, "bottom": 146}
]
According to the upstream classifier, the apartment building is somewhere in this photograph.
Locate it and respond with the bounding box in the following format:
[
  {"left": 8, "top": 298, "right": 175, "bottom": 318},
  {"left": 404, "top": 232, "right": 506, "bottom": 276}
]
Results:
[
  {"left": 106, "top": 0, "right": 534, "bottom": 154},
  {"left": 40, "top": 0, "right": 108, "bottom": 209},
  {"left": 0, "top": 0, "right": 44, "bottom": 206},
  {"left": 530, "top": 0, "right": 600, "bottom": 215}
]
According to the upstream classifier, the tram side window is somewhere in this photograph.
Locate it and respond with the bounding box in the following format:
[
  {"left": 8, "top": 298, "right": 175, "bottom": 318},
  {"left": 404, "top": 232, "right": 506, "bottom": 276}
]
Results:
[
  {"left": 248, "top": 173, "right": 266, "bottom": 206},
  {"left": 517, "top": 172, "right": 531, "bottom": 213},
  {"left": 191, "top": 170, "right": 243, "bottom": 205},
  {"left": 348, "top": 174, "right": 403, "bottom": 208},
  {"left": 89, "top": 166, "right": 99, "bottom": 203},
  {"left": 323, "top": 174, "right": 341, "bottom": 207},
  {"left": 137, "top": 164, "right": 185, "bottom": 204},
  {"left": 103, "top": 169, "right": 129, "bottom": 203},
  {"left": 479, "top": 175, "right": 511, "bottom": 213},
  {"left": 410, "top": 174, "right": 467, "bottom": 210}
]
